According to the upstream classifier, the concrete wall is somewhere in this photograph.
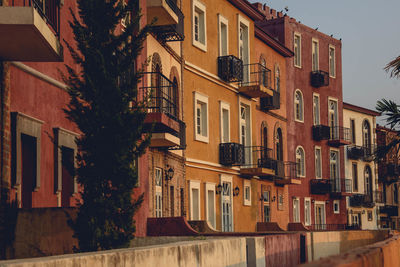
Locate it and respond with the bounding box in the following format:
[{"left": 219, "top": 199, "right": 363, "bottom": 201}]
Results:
[
  {"left": 306, "top": 230, "right": 389, "bottom": 262},
  {"left": 0, "top": 238, "right": 247, "bottom": 267}
]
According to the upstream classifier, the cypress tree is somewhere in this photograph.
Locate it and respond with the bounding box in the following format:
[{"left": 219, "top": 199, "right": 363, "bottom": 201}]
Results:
[{"left": 63, "top": 0, "right": 152, "bottom": 251}]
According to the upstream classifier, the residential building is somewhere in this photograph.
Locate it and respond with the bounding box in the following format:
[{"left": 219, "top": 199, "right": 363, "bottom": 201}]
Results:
[
  {"left": 343, "top": 102, "right": 381, "bottom": 230},
  {"left": 255, "top": 4, "right": 351, "bottom": 230},
  {"left": 376, "top": 126, "right": 400, "bottom": 230}
]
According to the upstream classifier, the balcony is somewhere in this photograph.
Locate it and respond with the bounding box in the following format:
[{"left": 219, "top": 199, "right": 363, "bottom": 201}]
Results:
[
  {"left": 219, "top": 143, "right": 244, "bottom": 166},
  {"left": 274, "top": 161, "right": 300, "bottom": 185},
  {"left": 260, "top": 91, "right": 280, "bottom": 111},
  {"left": 238, "top": 63, "right": 275, "bottom": 98},
  {"left": 328, "top": 126, "right": 351, "bottom": 146},
  {"left": 312, "top": 125, "right": 330, "bottom": 141},
  {"left": 310, "top": 179, "right": 331, "bottom": 195},
  {"left": 380, "top": 205, "right": 399, "bottom": 217},
  {"left": 240, "top": 146, "right": 275, "bottom": 177},
  {"left": 349, "top": 194, "right": 375, "bottom": 208},
  {"left": 217, "top": 55, "right": 243, "bottom": 83},
  {"left": 149, "top": 0, "right": 184, "bottom": 42},
  {"left": 0, "top": 0, "right": 62, "bottom": 61},
  {"left": 347, "top": 145, "right": 364, "bottom": 160},
  {"left": 310, "top": 70, "right": 329, "bottom": 88},
  {"left": 378, "top": 162, "right": 400, "bottom": 184},
  {"left": 330, "top": 178, "right": 352, "bottom": 197},
  {"left": 140, "top": 72, "right": 184, "bottom": 149}
]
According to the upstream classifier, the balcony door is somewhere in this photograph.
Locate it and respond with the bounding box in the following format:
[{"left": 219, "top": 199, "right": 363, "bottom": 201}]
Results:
[
  {"left": 221, "top": 181, "right": 233, "bottom": 232},
  {"left": 315, "top": 202, "right": 326, "bottom": 230},
  {"left": 261, "top": 125, "right": 268, "bottom": 161},
  {"left": 240, "top": 104, "right": 251, "bottom": 165},
  {"left": 239, "top": 23, "right": 249, "bottom": 83},
  {"left": 330, "top": 150, "right": 340, "bottom": 191},
  {"left": 328, "top": 100, "right": 338, "bottom": 139},
  {"left": 364, "top": 166, "right": 372, "bottom": 198},
  {"left": 154, "top": 168, "right": 163, "bottom": 217},
  {"left": 363, "top": 120, "right": 371, "bottom": 153}
]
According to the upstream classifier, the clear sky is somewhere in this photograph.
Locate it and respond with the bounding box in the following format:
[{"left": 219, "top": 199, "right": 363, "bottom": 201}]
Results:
[{"left": 252, "top": 0, "right": 400, "bottom": 125}]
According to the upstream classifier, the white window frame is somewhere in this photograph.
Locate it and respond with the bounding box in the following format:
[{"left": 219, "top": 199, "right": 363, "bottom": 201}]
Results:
[
  {"left": 314, "top": 201, "right": 326, "bottom": 226},
  {"left": 238, "top": 15, "right": 250, "bottom": 79},
  {"left": 220, "top": 101, "right": 230, "bottom": 143},
  {"left": 296, "top": 146, "right": 306, "bottom": 178},
  {"left": 294, "top": 89, "right": 304, "bottom": 122},
  {"left": 293, "top": 197, "right": 300, "bottom": 222},
  {"left": 315, "top": 146, "right": 322, "bottom": 179},
  {"left": 278, "top": 192, "right": 284, "bottom": 211},
  {"left": 220, "top": 174, "right": 234, "bottom": 231},
  {"left": 155, "top": 167, "right": 163, "bottom": 217},
  {"left": 313, "top": 93, "right": 320, "bottom": 126},
  {"left": 304, "top": 197, "right": 311, "bottom": 226},
  {"left": 239, "top": 97, "right": 252, "bottom": 164},
  {"left": 330, "top": 148, "right": 340, "bottom": 180},
  {"left": 189, "top": 180, "right": 201, "bottom": 220},
  {"left": 205, "top": 182, "right": 216, "bottom": 228},
  {"left": 243, "top": 179, "right": 251, "bottom": 206},
  {"left": 192, "top": 0, "right": 207, "bottom": 52},
  {"left": 294, "top": 32, "right": 302, "bottom": 68},
  {"left": 329, "top": 45, "right": 336, "bottom": 78},
  {"left": 194, "top": 92, "right": 209, "bottom": 143},
  {"left": 333, "top": 200, "right": 340, "bottom": 214},
  {"left": 218, "top": 14, "right": 229, "bottom": 57},
  {"left": 311, "top": 38, "right": 319, "bottom": 71}
]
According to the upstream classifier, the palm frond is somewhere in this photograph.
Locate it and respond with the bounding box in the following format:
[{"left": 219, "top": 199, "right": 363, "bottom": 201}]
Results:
[
  {"left": 376, "top": 99, "right": 400, "bottom": 129},
  {"left": 384, "top": 55, "right": 400, "bottom": 78}
]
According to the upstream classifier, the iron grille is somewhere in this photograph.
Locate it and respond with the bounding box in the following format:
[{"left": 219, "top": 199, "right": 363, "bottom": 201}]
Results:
[
  {"left": 309, "top": 224, "right": 359, "bottom": 231},
  {"left": 241, "top": 63, "right": 272, "bottom": 88},
  {"left": 380, "top": 205, "right": 399, "bottom": 217},
  {"left": 310, "top": 179, "right": 331, "bottom": 195},
  {"left": 260, "top": 91, "right": 280, "bottom": 111},
  {"left": 151, "top": 0, "right": 184, "bottom": 42},
  {"left": 330, "top": 178, "right": 352, "bottom": 194},
  {"left": 349, "top": 194, "right": 364, "bottom": 207},
  {"left": 274, "top": 161, "right": 297, "bottom": 181},
  {"left": 310, "top": 70, "right": 329, "bottom": 88},
  {"left": 219, "top": 143, "right": 244, "bottom": 166},
  {"left": 217, "top": 55, "right": 243, "bottom": 82},
  {"left": 312, "top": 125, "right": 330, "bottom": 141},
  {"left": 347, "top": 145, "right": 364, "bottom": 160},
  {"left": 329, "top": 126, "right": 351, "bottom": 143}
]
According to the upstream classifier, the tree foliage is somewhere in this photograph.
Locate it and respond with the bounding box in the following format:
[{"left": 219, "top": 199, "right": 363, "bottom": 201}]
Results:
[
  {"left": 63, "top": 0, "right": 152, "bottom": 252},
  {"left": 384, "top": 55, "right": 400, "bottom": 78}
]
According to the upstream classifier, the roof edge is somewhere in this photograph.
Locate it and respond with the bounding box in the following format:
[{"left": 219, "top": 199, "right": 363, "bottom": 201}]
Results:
[{"left": 343, "top": 102, "right": 381, "bottom": 117}]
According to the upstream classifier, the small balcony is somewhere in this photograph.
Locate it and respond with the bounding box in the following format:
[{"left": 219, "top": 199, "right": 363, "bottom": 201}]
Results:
[
  {"left": 0, "top": 0, "right": 63, "bottom": 61},
  {"left": 328, "top": 126, "right": 351, "bottom": 146},
  {"left": 312, "top": 125, "right": 331, "bottom": 141},
  {"left": 238, "top": 63, "right": 275, "bottom": 98},
  {"left": 380, "top": 205, "right": 399, "bottom": 217},
  {"left": 219, "top": 142, "right": 244, "bottom": 166},
  {"left": 274, "top": 161, "right": 300, "bottom": 185},
  {"left": 140, "top": 72, "right": 183, "bottom": 149},
  {"left": 149, "top": 0, "right": 184, "bottom": 42},
  {"left": 347, "top": 145, "right": 364, "bottom": 160},
  {"left": 378, "top": 162, "right": 400, "bottom": 184},
  {"left": 217, "top": 55, "right": 243, "bottom": 83},
  {"left": 240, "top": 146, "right": 275, "bottom": 177},
  {"left": 310, "top": 70, "right": 329, "bottom": 88},
  {"left": 260, "top": 91, "right": 280, "bottom": 111},
  {"left": 310, "top": 179, "right": 331, "bottom": 195},
  {"left": 330, "top": 178, "right": 352, "bottom": 197}
]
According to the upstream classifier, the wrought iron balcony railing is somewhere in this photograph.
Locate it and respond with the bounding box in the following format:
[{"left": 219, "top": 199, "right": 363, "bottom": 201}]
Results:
[
  {"left": 260, "top": 91, "right": 280, "bottom": 111},
  {"left": 219, "top": 142, "right": 244, "bottom": 166},
  {"left": 308, "top": 224, "right": 359, "bottom": 231},
  {"left": 239, "top": 146, "right": 277, "bottom": 177},
  {"left": 241, "top": 63, "right": 272, "bottom": 89},
  {"left": 139, "top": 72, "right": 178, "bottom": 121},
  {"left": 312, "top": 125, "right": 331, "bottom": 141},
  {"left": 274, "top": 161, "right": 297, "bottom": 182},
  {"left": 217, "top": 55, "right": 243, "bottom": 82},
  {"left": 310, "top": 70, "right": 329, "bottom": 88},
  {"left": 347, "top": 145, "right": 376, "bottom": 161},
  {"left": 151, "top": 0, "right": 185, "bottom": 42},
  {"left": 7, "top": 0, "right": 60, "bottom": 38},
  {"left": 380, "top": 205, "right": 399, "bottom": 217},
  {"left": 310, "top": 179, "right": 331, "bottom": 195},
  {"left": 330, "top": 178, "right": 352, "bottom": 194},
  {"left": 329, "top": 126, "right": 351, "bottom": 146}
]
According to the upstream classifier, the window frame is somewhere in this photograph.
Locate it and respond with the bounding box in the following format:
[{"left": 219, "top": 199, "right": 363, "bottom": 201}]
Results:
[
  {"left": 205, "top": 182, "right": 216, "bottom": 228},
  {"left": 312, "top": 38, "right": 319, "bottom": 71},
  {"left": 238, "top": 15, "right": 250, "bottom": 80},
  {"left": 304, "top": 197, "right": 311, "bottom": 226},
  {"left": 218, "top": 14, "right": 229, "bottom": 57},
  {"left": 243, "top": 179, "right": 251, "bottom": 206},
  {"left": 296, "top": 146, "right": 306, "bottom": 177},
  {"left": 313, "top": 93, "right": 320, "bottom": 126},
  {"left": 350, "top": 118, "right": 356, "bottom": 144},
  {"left": 192, "top": 0, "right": 207, "bottom": 52},
  {"left": 189, "top": 180, "right": 201, "bottom": 220},
  {"left": 294, "top": 32, "right": 302, "bottom": 68},
  {"left": 194, "top": 92, "right": 209, "bottom": 143},
  {"left": 315, "top": 146, "right": 322, "bottom": 179},
  {"left": 329, "top": 45, "right": 336, "bottom": 78},
  {"left": 220, "top": 101, "right": 230, "bottom": 143},
  {"left": 333, "top": 200, "right": 340, "bottom": 214},
  {"left": 275, "top": 64, "right": 281, "bottom": 92},
  {"left": 294, "top": 89, "right": 304, "bottom": 122},
  {"left": 352, "top": 162, "right": 358, "bottom": 192},
  {"left": 154, "top": 167, "right": 163, "bottom": 217},
  {"left": 293, "top": 197, "right": 300, "bottom": 222}
]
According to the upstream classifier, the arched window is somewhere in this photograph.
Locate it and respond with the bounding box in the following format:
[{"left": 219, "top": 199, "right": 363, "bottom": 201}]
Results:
[
  {"left": 151, "top": 53, "right": 162, "bottom": 112},
  {"left": 276, "top": 128, "right": 283, "bottom": 161},
  {"left": 275, "top": 66, "right": 280, "bottom": 92},
  {"left": 296, "top": 146, "right": 305, "bottom": 177},
  {"left": 171, "top": 77, "right": 179, "bottom": 118},
  {"left": 294, "top": 90, "right": 303, "bottom": 122},
  {"left": 364, "top": 166, "right": 372, "bottom": 197},
  {"left": 362, "top": 120, "right": 371, "bottom": 149},
  {"left": 260, "top": 58, "right": 268, "bottom": 87},
  {"left": 261, "top": 125, "right": 268, "bottom": 160}
]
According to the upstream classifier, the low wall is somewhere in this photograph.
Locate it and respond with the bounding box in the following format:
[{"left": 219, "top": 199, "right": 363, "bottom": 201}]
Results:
[
  {"left": 302, "top": 234, "right": 400, "bottom": 267},
  {"left": 0, "top": 238, "right": 247, "bottom": 267},
  {"left": 306, "top": 230, "right": 389, "bottom": 261}
]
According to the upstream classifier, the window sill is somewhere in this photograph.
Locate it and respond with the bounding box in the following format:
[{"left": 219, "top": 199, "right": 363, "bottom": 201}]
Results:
[
  {"left": 195, "top": 134, "right": 209, "bottom": 143},
  {"left": 193, "top": 40, "right": 207, "bottom": 52}
]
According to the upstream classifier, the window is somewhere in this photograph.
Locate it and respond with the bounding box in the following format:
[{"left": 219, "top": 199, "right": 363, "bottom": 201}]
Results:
[
  {"left": 315, "top": 147, "right": 322, "bottom": 179},
  {"left": 329, "top": 99, "right": 338, "bottom": 138},
  {"left": 275, "top": 66, "right": 281, "bottom": 92},
  {"left": 220, "top": 101, "right": 230, "bottom": 143},
  {"left": 329, "top": 45, "right": 336, "bottom": 77},
  {"left": 189, "top": 180, "right": 201, "bottom": 220},
  {"left": 218, "top": 15, "right": 228, "bottom": 56},
  {"left": 264, "top": 205, "right": 271, "bottom": 222},
  {"left": 330, "top": 150, "right": 339, "bottom": 181},
  {"left": 294, "top": 90, "right": 304, "bottom": 122},
  {"left": 243, "top": 180, "right": 251, "bottom": 206},
  {"left": 313, "top": 94, "right": 320, "bottom": 125},
  {"left": 333, "top": 200, "right": 340, "bottom": 214},
  {"left": 352, "top": 163, "right": 358, "bottom": 192},
  {"left": 304, "top": 198, "right": 311, "bottom": 226},
  {"left": 312, "top": 39, "right": 319, "bottom": 71},
  {"left": 296, "top": 146, "right": 305, "bottom": 177},
  {"left": 205, "top": 183, "right": 216, "bottom": 228},
  {"left": 240, "top": 102, "right": 251, "bottom": 165},
  {"left": 363, "top": 120, "right": 371, "bottom": 149},
  {"left": 293, "top": 197, "right": 300, "bottom": 222},
  {"left": 278, "top": 193, "right": 284, "bottom": 210},
  {"left": 294, "top": 33, "right": 301, "bottom": 67},
  {"left": 194, "top": 92, "right": 209, "bottom": 142},
  {"left": 350, "top": 119, "right": 356, "bottom": 144},
  {"left": 238, "top": 16, "right": 250, "bottom": 82},
  {"left": 155, "top": 168, "right": 163, "bottom": 217},
  {"left": 364, "top": 166, "right": 372, "bottom": 197},
  {"left": 192, "top": 0, "right": 206, "bottom": 51}
]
